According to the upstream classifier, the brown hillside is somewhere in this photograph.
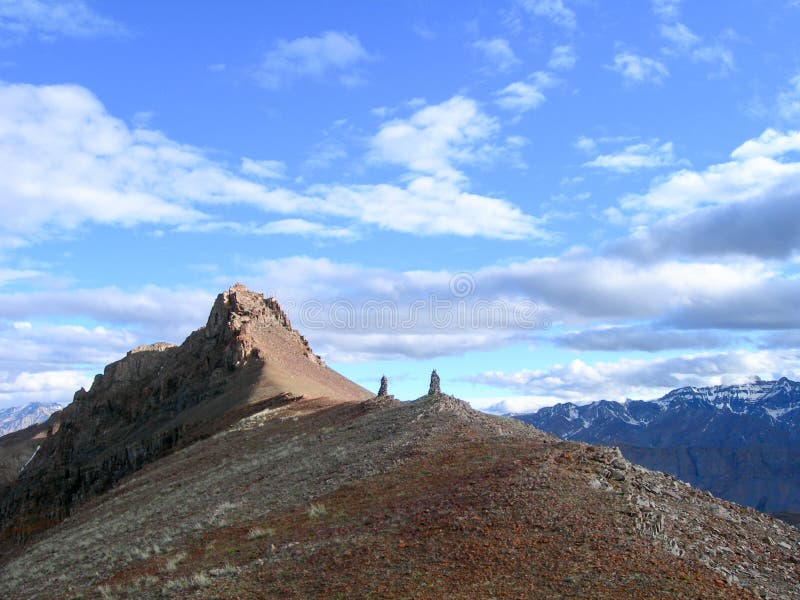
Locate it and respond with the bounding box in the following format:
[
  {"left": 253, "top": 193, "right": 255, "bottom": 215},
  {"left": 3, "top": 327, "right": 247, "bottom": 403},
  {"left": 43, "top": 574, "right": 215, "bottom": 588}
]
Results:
[{"left": 0, "top": 286, "right": 798, "bottom": 598}]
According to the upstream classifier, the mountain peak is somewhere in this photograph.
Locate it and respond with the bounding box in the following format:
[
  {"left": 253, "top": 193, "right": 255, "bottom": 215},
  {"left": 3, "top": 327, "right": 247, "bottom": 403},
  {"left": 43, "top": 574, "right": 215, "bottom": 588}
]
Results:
[{"left": 205, "top": 284, "right": 293, "bottom": 336}]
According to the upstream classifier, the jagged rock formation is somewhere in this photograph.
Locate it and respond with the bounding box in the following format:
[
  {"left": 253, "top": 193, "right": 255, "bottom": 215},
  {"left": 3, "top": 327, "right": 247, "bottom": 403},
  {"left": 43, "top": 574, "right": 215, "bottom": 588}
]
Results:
[
  {"left": 0, "top": 285, "right": 371, "bottom": 547},
  {"left": 2, "top": 293, "right": 800, "bottom": 597},
  {"left": 377, "top": 375, "right": 388, "bottom": 397},
  {"left": 428, "top": 369, "right": 441, "bottom": 395}
]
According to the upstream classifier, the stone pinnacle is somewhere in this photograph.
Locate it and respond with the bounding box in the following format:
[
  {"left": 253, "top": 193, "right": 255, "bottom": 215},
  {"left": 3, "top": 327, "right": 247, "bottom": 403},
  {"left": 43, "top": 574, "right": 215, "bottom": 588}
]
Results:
[
  {"left": 377, "top": 375, "right": 388, "bottom": 397},
  {"left": 428, "top": 369, "right": 441, "bottom": 396}
]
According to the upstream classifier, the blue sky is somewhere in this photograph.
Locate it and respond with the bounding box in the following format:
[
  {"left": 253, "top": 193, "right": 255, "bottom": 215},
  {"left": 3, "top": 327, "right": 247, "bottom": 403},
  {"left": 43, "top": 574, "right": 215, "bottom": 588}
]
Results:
[{"left": 3, "top": 0, "right": 800, "bottom": 412}]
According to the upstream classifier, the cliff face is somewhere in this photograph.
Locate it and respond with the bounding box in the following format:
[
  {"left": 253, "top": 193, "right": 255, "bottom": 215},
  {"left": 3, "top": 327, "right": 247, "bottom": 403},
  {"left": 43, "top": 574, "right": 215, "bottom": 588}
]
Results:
[{"left": 0, "top": 285, "right": 370, "bottom": 546}]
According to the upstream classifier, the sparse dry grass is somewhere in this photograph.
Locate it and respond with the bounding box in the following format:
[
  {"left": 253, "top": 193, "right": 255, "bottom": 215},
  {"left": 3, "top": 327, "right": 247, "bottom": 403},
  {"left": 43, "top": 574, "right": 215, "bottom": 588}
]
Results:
[
  {"left": 164, "top": 551, "right": 186, "bottom": 573},
  {"left": 2, "top": 395, "right": 799, "bottom": 599},
  {"left": 307, "top": 502, "right": 327, "bottom": 519},
  {"left": 245, "top": 526, "right": 274, "bottom": 540}
]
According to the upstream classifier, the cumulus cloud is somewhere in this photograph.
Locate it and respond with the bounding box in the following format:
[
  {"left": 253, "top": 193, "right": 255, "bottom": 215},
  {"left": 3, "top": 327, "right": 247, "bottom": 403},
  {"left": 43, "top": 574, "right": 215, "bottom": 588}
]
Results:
[
  {"left": 609, "top": 52, "right": 668, "bottom": 85},
  {"left": 467, "top": 349, "right": 800, "bottom": 408},
  {"left": 495, "top": 72, "right": 559, "bottom": 113},
  {"left": 0, "top": 320, "right": 138, "bottom": 371},
  {"left": 0, "top": 370, "right": 94, "bottom": 407},
  {"left": 583, "top": 140, "right": 677, "bottom": 172},
  {"left": 609, "top": 129, "right": 800, "bottom": 260},
  {"left": 0, "top": 82, "right": 545, "bottom": 242},
  {"left": 309, "top": 178, "right": 546, "bottom": 239},
  {"left": 255, "top": 31, "right": 372, "bottom": 89},
  {"left": 369, "top": 96, "right": 498, "bottom": 181},
  {"left": 518, "top": 0, "right": 576, "bottom": 29},
  {"left": 547, "top": 45, "right": 577, "bottom": 71},
  {"left": 0, "top": 0, "right": 125, "bottom": 40},
  {"left": 473, "top": 38, "right": 519, "bottom": 74},
  {"left": 622, "top": 131, "right": 800, "bottom": 214}
]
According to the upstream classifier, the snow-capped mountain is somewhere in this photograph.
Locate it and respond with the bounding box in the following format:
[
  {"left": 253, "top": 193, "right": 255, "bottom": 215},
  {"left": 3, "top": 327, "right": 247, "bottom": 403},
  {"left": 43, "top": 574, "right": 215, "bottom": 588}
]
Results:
[
  {"left": 0, "top": 402, "right": 63, "bottom": 438},
  {"left": 513, "top": 378, "right": 800, "bottom": 514},
  {"left": 518, "top": 377, "right": 800, "bottom": 447}
]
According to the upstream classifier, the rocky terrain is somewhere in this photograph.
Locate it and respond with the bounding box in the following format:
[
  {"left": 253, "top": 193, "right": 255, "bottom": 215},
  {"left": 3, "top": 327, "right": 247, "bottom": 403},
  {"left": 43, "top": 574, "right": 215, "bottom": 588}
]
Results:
[
  {"left": 516, "top": 379, "right": 800, "bottom": 514},
  {"left": 1, "top": 286, "right": 799, "bottom": 598},
  {"left": 0, "top": 285, "right": 370, "bottom": 550}
]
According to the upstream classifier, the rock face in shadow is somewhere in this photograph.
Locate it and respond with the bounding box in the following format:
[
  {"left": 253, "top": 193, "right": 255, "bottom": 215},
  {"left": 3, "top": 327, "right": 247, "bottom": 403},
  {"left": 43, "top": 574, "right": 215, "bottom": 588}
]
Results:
[{"left": 0, "top": 285, "right": 370, "bottom": 547}]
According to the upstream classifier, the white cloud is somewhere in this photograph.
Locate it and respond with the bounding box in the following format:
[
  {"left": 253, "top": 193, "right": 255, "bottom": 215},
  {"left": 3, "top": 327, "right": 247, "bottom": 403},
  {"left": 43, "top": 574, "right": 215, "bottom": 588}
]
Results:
[
  {"left": 0, "top": 267, "right": 42, "bottom": 287},
  {"left": 309, "top": 177, "right": 546, "bottom": 240},
  {"left": 730, "top": 129, "right": 800, "bottom": 160},
  {"left": 652, "top": 0, "right": 681, "bottom": 20},
  {"left": 0, "top": 0, "right": 125, "bottom": 40},
  {"left": 0, "top": 320, "right": 138, "bottom": 371},
  {"left": 610, "top": 130, "right": 800, "bottom": 260},
  {"left": 0, "top": 369, "right": 94, "bottom": 408},
  {"left": 659, "top": 22, "right": 734, "bottom": 76},
  {"left": 0, "top": 83, "right": 544, "bottom": 242},
  {"left": 369, "top": 95, "right": 498, "bottom": 181},
  {"left": 659, "top": 22, "right": 700, "bottom": 49},
  {"left": 547, "top": 45, "right": 577, "bottom": 71},
  {"left": 468, "top": 349, "right": 800, "bottom": 409},
  {"left": 518, "top": 0, "right": 576, "bottom": 29},
  {"left": 609, "top": 52, "right": 669, "bottom": 85},
  {"left": 240, "top": 158, "right": 287, "bottom": 180},
  {"left": 584, "top": 141, "right": 677, "bottom": 172},
  {"left": 495, "top": 72, "right": 558, "bottom": 113},
  {"left": 574, "top": 136, "right": 597, "bottom": 153},
  {"left": 778, "top": 74, "right": 800, "bottom": 122},
  {"left": 234, "top": 253, "right": 774, "bottom": 352},
  {"left": 691, "top": 44, "right": 734, "bottom": 75},
  {"left": 176, "top": 218, "right": 358, "bottom": 240},
  {"left": 255, "top": 31, "right": 372, "bottom": 89},
  {"left": 623, "top": 131, "right": 800, "bottom": 214},
  {"left": 473, "top": 38, "right": 519, "bottom": 73}
]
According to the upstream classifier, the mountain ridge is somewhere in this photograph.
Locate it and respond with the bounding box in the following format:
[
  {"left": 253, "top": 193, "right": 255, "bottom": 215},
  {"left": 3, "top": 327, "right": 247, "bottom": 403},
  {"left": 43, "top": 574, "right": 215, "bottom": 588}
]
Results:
[
  {"left": 1, "top": 287, "right": 799, "bottom": 598},
  {"left": 515, "top": 378, "right": 800, "bottom": 513},
  {"left": 0, "top": 284, "right": 370, "bottom": 549},
  {"left": 0, "top": 402, "right": 63, "bottom": 438}
]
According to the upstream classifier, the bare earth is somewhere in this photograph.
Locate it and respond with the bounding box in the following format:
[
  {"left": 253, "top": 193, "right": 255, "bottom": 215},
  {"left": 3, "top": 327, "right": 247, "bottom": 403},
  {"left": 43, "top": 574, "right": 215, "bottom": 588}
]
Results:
[{"left": 2, "top": 392, "right": 798, "bottom": 599}]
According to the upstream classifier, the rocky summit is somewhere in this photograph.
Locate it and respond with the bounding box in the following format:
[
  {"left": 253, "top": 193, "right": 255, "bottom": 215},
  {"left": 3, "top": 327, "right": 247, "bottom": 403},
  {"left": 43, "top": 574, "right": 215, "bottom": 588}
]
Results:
[
  {"left": 0, "top": 286, "right": 799, "bottom": 599},
  {"left": 0, "top": 285, "right": 370, "bottom": 550}
]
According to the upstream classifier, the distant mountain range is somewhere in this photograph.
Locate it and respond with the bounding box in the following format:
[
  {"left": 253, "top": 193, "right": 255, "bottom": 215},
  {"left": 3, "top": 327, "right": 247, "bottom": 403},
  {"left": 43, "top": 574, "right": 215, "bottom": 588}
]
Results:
[
  {"left": 0, "top": 402, "right": 62, "bottom": 437},
  {"left": 513, "top": 378, "right": 800, "bottom": 514}
]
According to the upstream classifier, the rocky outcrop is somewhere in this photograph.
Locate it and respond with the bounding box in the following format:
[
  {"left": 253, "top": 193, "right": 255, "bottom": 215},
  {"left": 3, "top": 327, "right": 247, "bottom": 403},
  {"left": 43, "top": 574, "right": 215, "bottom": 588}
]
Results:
[
  {"left": 377, "top": 375, "right": 388, "bottom": 397},
  {"left": 428, "top": 369, "right": 441, "bottom": 396},
  {"left": 0, "top": 285, "right": 370, "bottom": 548}
]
